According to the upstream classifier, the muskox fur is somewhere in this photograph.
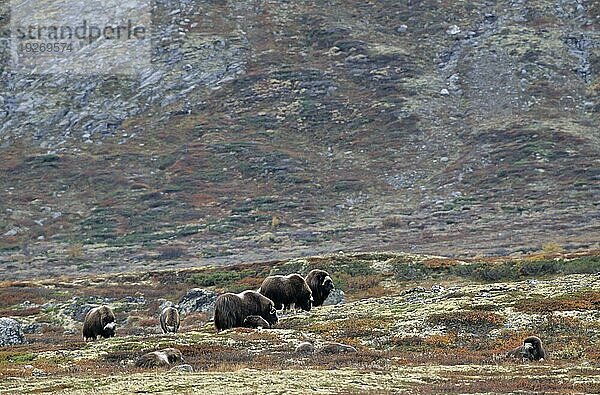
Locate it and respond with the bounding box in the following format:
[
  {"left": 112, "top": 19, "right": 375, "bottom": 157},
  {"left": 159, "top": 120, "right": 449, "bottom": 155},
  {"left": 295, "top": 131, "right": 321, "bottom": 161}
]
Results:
[
  {"left": 214, "top": 290, "right": 278, "bottom": 331},
  {"left": 135, "top": 348, "right": 184, "bottom": 368},
  {"left": 259, "top": 273, "right": 313, "bottom": 311},
  {"left": 159, "top": 306, "right": 180, "bottom": 334},
  {"left": 243, "top": 315, "right": 271, "bottom": 329},
  {"left": 305, "top": 269, "right": 335, "bottom": 307},
  {"left": 507, "top": 336, "right": 546, "bottom": 361},
  {"left": 82, "top": 305, "right": 116, "bottom": 341}
]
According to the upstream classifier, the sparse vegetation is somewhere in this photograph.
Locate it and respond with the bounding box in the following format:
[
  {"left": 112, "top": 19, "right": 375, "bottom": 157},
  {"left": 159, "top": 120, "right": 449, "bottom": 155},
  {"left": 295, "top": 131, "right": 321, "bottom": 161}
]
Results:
[{"left": 0, "top": 251, "right": 598, "bottom": 393}]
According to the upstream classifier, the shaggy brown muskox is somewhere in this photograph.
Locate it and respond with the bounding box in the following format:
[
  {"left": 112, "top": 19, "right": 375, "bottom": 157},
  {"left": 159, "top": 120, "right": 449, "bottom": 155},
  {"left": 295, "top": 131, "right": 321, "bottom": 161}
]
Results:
[
  {"left": 214, "top": 290, "right": 278, "bottom": 331},
  {"left": 507, "top": 336, "right": 546, "bottom": 361},
  {"left": 258, "top": 274, "right": 313, "bottom": 311},
  {"left": 135, "top": 348, "right": 184, "bottom": 368},
  {"left": 159, "top": 306, "right": 180, "bottom": 333},
  {"left": 82, "top": 305, "right": 116, "bottom": 341},
  {"left": 305, "top": 269, "right": 335, "bottom": 307},
  {"left": 243, "top": 315, "right": 271, "bottom": 329}
]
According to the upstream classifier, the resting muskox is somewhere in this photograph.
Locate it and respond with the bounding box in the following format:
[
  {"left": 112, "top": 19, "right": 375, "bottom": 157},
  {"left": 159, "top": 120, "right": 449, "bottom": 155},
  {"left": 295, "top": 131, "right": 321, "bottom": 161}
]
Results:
[
  {"left": 135, "top": 348, "right": 184, "bottom": 368},
  {"left": 305, "top": 269, "right": 335, "bottom": 307},
  {"left": 507, "top": 336, "right": 546, "bottom": 361},
  {"left": 258, "top": 273, "right": 313, "bottom": 311},
  {"left": 159, "top": 306, "right": 180, "bottom": 334},
  {"left": 243, "top": 315, "right": 271, "bottom": 329},
  {"left": 214, "top": 290, "right": 278, "bottom": 331},
  {"left": 82, "top": 305, "right": 116, "bottom": 341}
]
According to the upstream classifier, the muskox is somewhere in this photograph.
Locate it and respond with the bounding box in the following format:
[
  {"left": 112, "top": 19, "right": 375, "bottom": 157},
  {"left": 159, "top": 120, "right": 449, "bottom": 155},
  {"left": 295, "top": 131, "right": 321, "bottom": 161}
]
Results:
[
  {"left": 507, "top": 336, "right": 546, "bottom": 361},
  {"left": 305, "top": 269, "right": 335, "bottom": 307},
  {"left": 135, "top": 348, "right": 184, "bottom": 368},
  {"left": 214, "top": 290, "right": 278, "bottom": 331},
  {"left": 159, "top": 306, "right": 180, "bottom": 334},
  {"left": 82, "top": 305, "right": 116, "bottom": 341},
  {"left": 243, "top": 315, "right": 271, "bottom": 329},
  {"left": 259, "top": 273, "right": 313, "bottom": 312}
]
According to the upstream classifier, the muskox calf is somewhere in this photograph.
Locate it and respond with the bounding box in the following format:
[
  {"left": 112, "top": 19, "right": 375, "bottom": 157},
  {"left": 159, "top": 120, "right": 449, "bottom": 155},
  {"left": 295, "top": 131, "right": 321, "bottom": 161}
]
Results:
[
  {"left": 243, "top": 315, "right": 271, "bottom": 329},
  {"left": 259, "top": 273, "right": 313, "bottom": 312},
  {"left": 82, "top": 305, "right": 116, "bottom": 341},
  {"left": 214, "top": 290, "right": 278, "bottom": 331},
  {"left": 159, "top": 306, "right": 180, "bottom": 334},
  {"left": 507, "top": 336, "right": 546, "bottom": 361},
  {"left": 305, "top": 269, "right": 335, "bottom": 307},
  {"left": 135, "top": 348, "right": 184, "bottom": 368}
]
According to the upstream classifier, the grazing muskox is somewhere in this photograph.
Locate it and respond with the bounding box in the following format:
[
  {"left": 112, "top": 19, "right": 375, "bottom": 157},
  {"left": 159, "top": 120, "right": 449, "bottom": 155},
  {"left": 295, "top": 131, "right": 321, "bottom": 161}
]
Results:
[
  {"left": 82, "top": 305, "right": 116, "bottom": 341},
  {"left": 305, "top": 269, "right": 335, "bottom": 307},
  {"left": 507, "top": 336, "right": 546, "bottom": 361},
  {"left": 135, "top": 348, "right": 184, "bottom": 368},
  {"left": 159, "top": 306, "right": 180, "bottom": 333},
  {"left": 214, "top": 290, "right": 278, "bottom": 331},
  {"left": 243, "top": 315, "right": 271, "bottom": 329},
  {"left": 259, "top": 274, "right": 313, "bottom": 311}
]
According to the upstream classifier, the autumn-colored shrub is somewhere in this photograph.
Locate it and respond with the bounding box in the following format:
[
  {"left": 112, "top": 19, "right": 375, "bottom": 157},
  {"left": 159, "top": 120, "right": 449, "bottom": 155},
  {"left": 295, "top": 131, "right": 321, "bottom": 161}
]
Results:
[
  {"left": 515, "top": 291, "right": 600, "bottom": 313},
  {"left": 427, "top": 311, "right": 505, "bottom": 333}
]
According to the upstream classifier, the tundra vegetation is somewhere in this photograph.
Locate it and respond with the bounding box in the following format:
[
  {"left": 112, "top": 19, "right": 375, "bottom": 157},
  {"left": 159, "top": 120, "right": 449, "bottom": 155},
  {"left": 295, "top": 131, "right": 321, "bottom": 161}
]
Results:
[{"left": 0, "top": 250, "right": 599, "bottom": 394}]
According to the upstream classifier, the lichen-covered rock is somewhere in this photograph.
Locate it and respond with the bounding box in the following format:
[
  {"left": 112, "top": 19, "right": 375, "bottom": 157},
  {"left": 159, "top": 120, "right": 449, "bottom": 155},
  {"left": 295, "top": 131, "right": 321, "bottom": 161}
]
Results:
[
  {"left": 294, "top": 342, "right": 315, "bottom": 354},
  {"left": 0, "top": 318, "right": 26, "bottom": 346},
  {"left": 319, "top": 342, "right": 357, "bottom": 354},
  {"left": 323, "top": 289, "right": 346, "bottom": 306},
  {"left": 169, "top": 364, "right": 194, "bottom": 373},
  {"left": 70, "top": 303, "right": 98, "bottom": 322},
  {"left": 178, "top": 288, "right": 218, "bottom": 315}
]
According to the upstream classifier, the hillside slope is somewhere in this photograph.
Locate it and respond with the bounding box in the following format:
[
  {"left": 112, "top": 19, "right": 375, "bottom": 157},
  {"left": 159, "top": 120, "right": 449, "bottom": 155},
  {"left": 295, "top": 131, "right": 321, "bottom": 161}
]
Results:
[{"left": 0, "top": 0, "right": 599, "bottom": 279}]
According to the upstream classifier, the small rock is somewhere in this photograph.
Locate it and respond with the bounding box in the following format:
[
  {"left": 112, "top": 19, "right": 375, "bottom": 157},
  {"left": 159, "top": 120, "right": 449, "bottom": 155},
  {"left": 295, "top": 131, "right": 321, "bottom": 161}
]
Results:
[
  {"left": 396, "top": 24, "right": 408, "bottom": 33},
  {"left": 431, "top": 284, "right": 445, "bottom": 293},
  {"left": 323, "top": 289, "right": 346, "bottom": 306},
  {"left": 446, "top": 25, "right": 461, "bottom": 35},
  {"left": 295, "top": 342, "right": 315, "bottom": 354},
  {"left": 169, "top": 364, "right": 194, "bottom": 373},
  {"left": 32, "top": 368, "right": 46, "bottom": 377},
  {"left": 440, "top": 88, "right": 450, "bottom": 96},
  {"left": 319, "top": 342, "right": 357, "bottom": 354},
  {"left": 22, "top": 323, "right": 47, "bottom": 334},
  {"left": 69, "top": 303, "right": 98, "bottom": 322},
  {"left": 0, "top": 318, "right": 26, "bottom": 346},
  {"left": 178, "top": 288, "right": 218, "bottom": 315},
  {"left": 3, "top": 228, "right": 18, "bottom": 237},
  {"left": 402, "top": 286, "right": 426, "bottom": 295}
]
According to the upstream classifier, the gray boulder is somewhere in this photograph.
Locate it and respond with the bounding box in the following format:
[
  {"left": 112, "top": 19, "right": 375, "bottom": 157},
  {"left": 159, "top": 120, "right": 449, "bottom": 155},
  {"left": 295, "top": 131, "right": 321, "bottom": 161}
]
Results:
[
  {"left": 323, "top": 289, "right": 346, "bottom": 306},
  {"left": 295, "top": 342, "right": 315, "bottom": 354},
  {"left": 69, "top": 303, "right": 97, "bottom": 322},
  {"left": 0, "top": 318, "right": 26, "bottom": 346},
  {"left": 178, "top": 288, "right": 218, "bottom": 315},
  {"left": 319, "top": 342, "right": 357, "bottom": 354}
]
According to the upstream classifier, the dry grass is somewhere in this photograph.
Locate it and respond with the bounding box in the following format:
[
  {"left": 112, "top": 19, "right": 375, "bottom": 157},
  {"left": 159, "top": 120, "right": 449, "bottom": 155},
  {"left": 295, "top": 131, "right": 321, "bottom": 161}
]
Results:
[
  {"left": 427, "top": 311, "right": 505, "bottom": 333},
  {"left": 515, "top": 291, "right": 600, "bottom": 313}
]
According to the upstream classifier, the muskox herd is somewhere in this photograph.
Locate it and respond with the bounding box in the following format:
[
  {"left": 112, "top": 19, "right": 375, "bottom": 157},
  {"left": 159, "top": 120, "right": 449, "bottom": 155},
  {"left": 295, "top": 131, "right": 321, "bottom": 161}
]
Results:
[
  {"left": 81, "top": 269, "right": 335, "bottom": 337},
  {"left": 214, "top": 269, "right": 335, "bottom": 331},
  {"left": 81, "top": 267, "right": 547, "bottom": 365}
]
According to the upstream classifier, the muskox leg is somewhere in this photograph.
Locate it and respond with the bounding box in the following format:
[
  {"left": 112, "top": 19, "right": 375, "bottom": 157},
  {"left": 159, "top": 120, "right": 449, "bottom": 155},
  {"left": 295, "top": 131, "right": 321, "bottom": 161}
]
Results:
[{"left": 282, "top": 303, "right": 297, "bottom": 315}]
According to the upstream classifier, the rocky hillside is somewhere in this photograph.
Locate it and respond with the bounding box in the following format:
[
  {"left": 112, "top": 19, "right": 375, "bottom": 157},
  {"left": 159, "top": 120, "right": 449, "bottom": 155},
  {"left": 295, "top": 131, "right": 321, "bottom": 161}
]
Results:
[
  {"left": 1, "top": 0, "right": 599, "bottom": 279},
  {"left": 0, "top": 251, "right": 599, "bottom": 394}
]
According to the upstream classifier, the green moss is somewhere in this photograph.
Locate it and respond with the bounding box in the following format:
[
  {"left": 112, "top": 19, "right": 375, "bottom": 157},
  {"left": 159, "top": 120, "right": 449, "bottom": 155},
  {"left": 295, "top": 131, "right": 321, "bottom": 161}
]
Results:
[
  {"left": 0, "top": 353, "right": 36, "bottom": 364},
  {"left": 188, "top": 271, "right": 241, "bottom": 287}
]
